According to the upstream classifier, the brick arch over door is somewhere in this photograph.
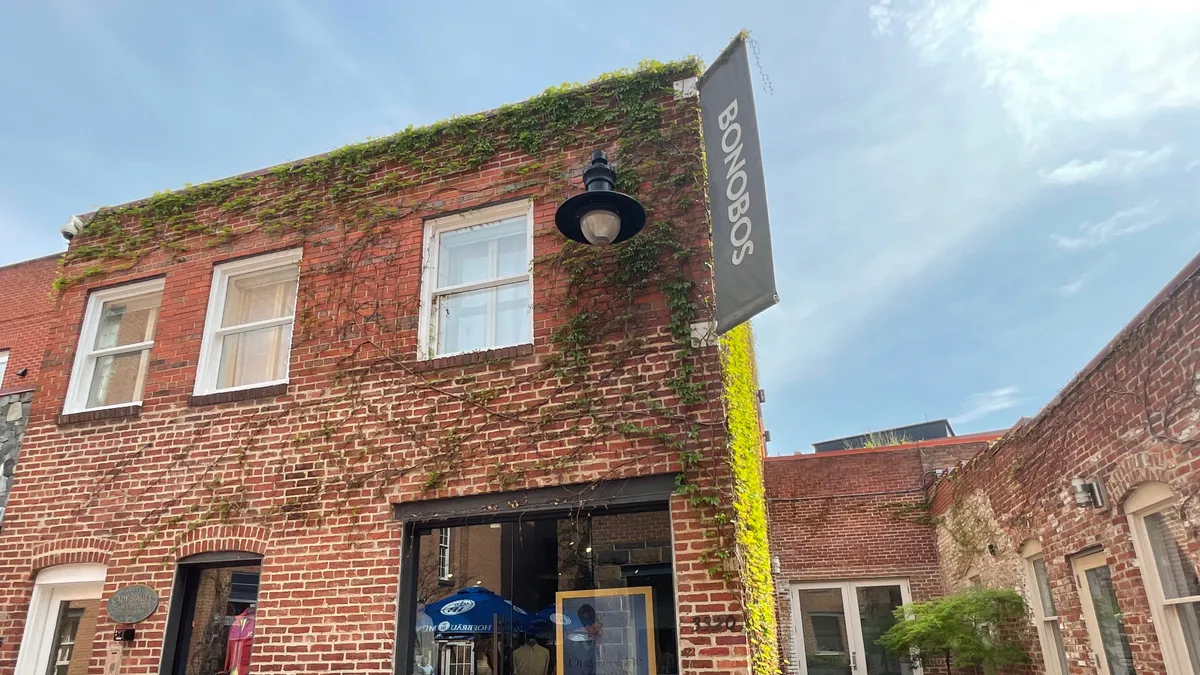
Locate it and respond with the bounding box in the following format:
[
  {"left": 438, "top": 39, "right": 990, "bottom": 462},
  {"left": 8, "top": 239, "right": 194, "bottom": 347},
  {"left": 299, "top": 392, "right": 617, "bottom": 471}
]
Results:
[
  {"left": 30, "top": 536, "right": 116, "bottom": 575},
  {"left": 176, "top": 524, "right": 270, "bottom": 560}
]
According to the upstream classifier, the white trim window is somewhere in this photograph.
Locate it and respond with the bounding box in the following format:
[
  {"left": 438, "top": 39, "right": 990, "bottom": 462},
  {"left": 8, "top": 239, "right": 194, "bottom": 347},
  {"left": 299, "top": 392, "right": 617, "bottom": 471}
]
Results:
[
  {"left": 64, "top": 279, "right": 164, "bottom": 413},
  {"left": 194, "top": 249, "right": 302, "bottom": 395},
  {"left": 0, "top": 349, "right": 9, "bottom": 385},
  {"left": 1126, "top": 482, "right": 1200, "bottom": 675},
  {"left": 1022, "top": 541, "right": 1070, "bottom": 675},
  {"left": 438, "top": 528, "right": 452, "bottom": 581},
  {"left": 13, "top": 563, "right": 106, "bottom": 675},
  {"left": 419, "top": 201, "right": 533, "bottom": 359}
]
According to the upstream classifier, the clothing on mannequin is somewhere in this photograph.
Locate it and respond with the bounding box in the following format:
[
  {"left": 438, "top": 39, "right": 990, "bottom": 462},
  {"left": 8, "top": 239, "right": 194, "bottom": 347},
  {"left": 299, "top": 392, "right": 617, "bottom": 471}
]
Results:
[{"left": 224, "top": 604, "right": 256, "bottom": 675}]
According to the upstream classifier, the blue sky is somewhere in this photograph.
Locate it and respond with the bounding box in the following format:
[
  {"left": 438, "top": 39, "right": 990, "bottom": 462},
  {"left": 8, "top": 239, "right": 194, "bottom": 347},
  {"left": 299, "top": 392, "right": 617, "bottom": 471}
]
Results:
[{"left": 2, "top": 1, "right": 1198, "bottom": 454}]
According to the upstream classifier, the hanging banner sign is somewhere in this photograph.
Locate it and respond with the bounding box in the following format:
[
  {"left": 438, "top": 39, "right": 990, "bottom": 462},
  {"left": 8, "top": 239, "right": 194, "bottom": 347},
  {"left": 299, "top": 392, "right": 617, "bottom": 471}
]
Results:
[{"left": 700, "top": 35, "right": 779, "bottom": 334}]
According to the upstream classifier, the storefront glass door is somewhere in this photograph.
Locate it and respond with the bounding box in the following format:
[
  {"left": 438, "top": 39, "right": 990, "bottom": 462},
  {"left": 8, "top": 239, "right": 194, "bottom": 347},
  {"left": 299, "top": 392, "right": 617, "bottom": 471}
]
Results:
[{"left": 791, "top": 580, "right": 917, "bottom": 675}]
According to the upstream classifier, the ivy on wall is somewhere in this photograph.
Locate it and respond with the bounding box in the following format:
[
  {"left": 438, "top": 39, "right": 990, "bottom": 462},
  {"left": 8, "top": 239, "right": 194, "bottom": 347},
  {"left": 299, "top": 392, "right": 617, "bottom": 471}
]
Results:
[
  {"left": 721, "top": 324, "right": 780, "bottom": 674},
  {"left": 57, "top": 57, "right": 780, "bottom": 672}
]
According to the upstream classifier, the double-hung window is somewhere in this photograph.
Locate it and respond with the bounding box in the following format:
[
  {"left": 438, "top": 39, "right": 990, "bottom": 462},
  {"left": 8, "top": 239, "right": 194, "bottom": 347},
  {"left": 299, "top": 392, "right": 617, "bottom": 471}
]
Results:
[
  {"left": 1126, "top": 482, "right": 1200, "bottom": 675},
  {"left": 420, "top": 201, "right": 533, "bottom": 358},
  {"left": 64, "top": 278, "right": 164, "bottom": 413},
  {"left": 438, "top": 528, "right": 452, "bottom": 581},
  {"left": 1022, "top": 541, "right": 1070, "bottom": 675},
  {"left": 0, "top": 350, "right": 8, "bottom": 386},
  {"left": 195, "top": 250, "right": 301, "bottom": 395}
]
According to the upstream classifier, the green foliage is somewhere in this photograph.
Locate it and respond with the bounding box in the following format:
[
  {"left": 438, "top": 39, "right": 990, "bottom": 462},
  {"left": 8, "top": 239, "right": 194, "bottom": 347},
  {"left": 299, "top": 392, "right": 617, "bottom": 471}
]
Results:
[
  {"left": 880, "top": 588, "right": 1029, "bottom": 673},
  {"left": 856, "top": 430, "right": 911, "bottom": 449},
  {"left": 720, "top": 324, "right": 780, "bottom": 674}
]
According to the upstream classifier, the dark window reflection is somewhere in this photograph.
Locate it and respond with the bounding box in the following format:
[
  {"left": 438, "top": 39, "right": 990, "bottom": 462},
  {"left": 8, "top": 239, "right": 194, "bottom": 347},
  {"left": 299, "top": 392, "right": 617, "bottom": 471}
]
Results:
[
  {"left": 169, "top": 562, "right": 260, "bottom": 675},
  {"left": 413, "top": 509, "right": 678, "bottom": 675}
]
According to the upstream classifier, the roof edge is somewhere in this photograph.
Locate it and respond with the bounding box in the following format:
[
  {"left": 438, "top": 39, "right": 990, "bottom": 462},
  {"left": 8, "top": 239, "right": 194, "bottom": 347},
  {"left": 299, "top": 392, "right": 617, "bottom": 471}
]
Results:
[{"left": 767, "top": 430, "right": 1006, "bottom": 462}]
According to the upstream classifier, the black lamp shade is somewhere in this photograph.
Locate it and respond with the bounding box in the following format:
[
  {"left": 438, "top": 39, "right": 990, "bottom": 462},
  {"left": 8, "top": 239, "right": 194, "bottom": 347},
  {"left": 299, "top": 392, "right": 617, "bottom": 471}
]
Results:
[
  {"left": 554, "top": 150, "right": 647, "bottom": 245},
  {"left": 555, "top": 191, "right": 646, "bottom": 245}
]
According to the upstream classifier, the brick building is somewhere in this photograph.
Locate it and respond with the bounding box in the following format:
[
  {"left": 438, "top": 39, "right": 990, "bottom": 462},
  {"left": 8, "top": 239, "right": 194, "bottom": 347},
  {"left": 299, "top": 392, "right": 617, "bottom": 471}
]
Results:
[
  {"left": 0, "top": 60, "right": 775, "bottom": 675},
  {"left": 0, "top": 253, "right": 59, "bottom": 522},
  {"left": 767, "top": 431, "right": 1002, "bottom": 675},
  {"left": 927, "top": 252, "right": 1200, "bottom": 675},
  {"left": 768, "top": 251, "right": 1200, "bottom": 675}
]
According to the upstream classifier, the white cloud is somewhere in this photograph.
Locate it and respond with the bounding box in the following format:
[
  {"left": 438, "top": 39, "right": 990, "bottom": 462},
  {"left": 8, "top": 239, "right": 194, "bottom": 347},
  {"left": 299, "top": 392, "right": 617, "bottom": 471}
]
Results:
[
  {"left": 1058, "top": 276, "right": 1087, "bottom": 296},
  {"left": 869, "top": 0, "right": 1200, "bottom": 145},
  {"left": 1187, "top": 159, "right": 1200, "bottom": 172},
  {"left": 1040, "top": 146, "right": 1176, "bottom": 185},
  {"left": 952, "top": 386, "right": 1021, "bottom": 424},
  {"left": 1053, "top": 202, "right": 1166, "bottom": 249}
]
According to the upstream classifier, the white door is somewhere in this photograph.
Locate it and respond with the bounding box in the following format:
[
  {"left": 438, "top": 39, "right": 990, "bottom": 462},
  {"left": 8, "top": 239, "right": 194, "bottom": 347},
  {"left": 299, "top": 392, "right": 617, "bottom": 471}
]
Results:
[
  {"left": 14, "top": 564, "right": 106, "bottom": 675},
  {"left": 1073, "top": 553, "right": 1137, "bottom": 675},
  {"left": 791, "top": 580, "right": 919, "bottom": 675}
]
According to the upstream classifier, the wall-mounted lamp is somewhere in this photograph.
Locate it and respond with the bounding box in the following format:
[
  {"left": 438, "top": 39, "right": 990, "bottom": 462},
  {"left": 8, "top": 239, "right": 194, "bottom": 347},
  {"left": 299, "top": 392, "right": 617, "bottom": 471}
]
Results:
[
  {"left": 1071, "top": 476, "right": 1105, "bottom": 509},
  {"left": 554, "top": 150, "right": 646, "bottom": 246}
]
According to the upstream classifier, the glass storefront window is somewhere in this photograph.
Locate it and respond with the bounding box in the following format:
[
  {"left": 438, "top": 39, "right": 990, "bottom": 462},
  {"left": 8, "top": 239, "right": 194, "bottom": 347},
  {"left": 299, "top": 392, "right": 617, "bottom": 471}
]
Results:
[
  {"left": 163, "top": 554, "right": 262, "bottom": 675},
  {"left": 406, "top": 507, "right": 679, "bottom": 675}
]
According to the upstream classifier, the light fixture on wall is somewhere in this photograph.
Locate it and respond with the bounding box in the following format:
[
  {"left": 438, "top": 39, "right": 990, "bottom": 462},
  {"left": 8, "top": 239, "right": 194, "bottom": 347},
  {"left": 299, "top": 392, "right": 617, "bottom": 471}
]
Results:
[
  {"left": 554, "top": 150, "right": 646, "bottom": 246},
  {"left": 1071, "top": 477, "right": 1105, "bottom": 508}
]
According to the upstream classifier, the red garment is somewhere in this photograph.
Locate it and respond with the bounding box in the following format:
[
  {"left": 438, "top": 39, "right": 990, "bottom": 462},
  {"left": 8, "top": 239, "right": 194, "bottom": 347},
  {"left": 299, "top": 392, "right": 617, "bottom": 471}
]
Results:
[{"left": 225, "top": 607, "right": 256, "bottom": 675}]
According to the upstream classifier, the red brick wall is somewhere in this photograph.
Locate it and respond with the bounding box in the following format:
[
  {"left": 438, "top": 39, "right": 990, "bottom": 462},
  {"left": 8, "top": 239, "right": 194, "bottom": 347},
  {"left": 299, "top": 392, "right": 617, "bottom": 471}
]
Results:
[
  {"left": 766, "top": 436, "right": 1000, "bottom": 675},
  {"left": 929, "top": 256, "right": 1200, "bottom": 675},
  {"left": 0, "top": 73, "right": 756, "bottom": 675},
  {"left": 0, "top": 254, "right": 58, "bottom": 391}
]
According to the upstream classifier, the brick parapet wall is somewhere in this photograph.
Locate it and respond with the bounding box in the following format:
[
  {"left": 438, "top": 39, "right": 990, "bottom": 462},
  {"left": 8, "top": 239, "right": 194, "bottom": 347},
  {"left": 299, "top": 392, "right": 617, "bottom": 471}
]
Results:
[
  {"left": 766, "top": 437, "right": 1000, "bottom": 675},
  {"left": 0, "top": 76, "right": 758, "bottom": 675},
  {"left": 928, "top": 258, "right": 1200, "bottom": 674}
]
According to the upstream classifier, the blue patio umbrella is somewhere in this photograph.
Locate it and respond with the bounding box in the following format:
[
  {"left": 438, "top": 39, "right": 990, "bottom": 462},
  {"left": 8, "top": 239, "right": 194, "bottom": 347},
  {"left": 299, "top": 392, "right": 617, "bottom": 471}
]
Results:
[
  {"left": 425, "top": 587, "right": 532, "bottom": 635},
  {"left": 529, "top": 604, "right": 575, "bottom": 642}
]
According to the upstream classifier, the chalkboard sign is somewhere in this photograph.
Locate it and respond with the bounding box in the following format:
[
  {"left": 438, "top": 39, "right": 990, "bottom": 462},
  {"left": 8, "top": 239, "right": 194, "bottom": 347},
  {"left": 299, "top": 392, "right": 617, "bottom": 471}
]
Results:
[{"left": 107, "top": 585, "right": 159, "bottom": 624}]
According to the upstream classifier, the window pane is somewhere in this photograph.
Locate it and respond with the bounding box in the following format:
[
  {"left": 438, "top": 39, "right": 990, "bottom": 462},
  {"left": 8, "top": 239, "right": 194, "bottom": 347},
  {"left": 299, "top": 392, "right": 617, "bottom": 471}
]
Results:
[
  {"left": 856, "top": 585, "right": 908, "bottom": 675},
  {"left": 94, "top": 292, "right": 161, "bottom": 350},
  {"left": 1085, "top": 564, "right": 1136, "bottom": 675},
  {"left": 797, "top": 589, "right": 850, "bottom": 674},
  {"left": 1033, "top": 558, "right": 1058, "bottom": 615},
  {"left": 412, "top": 509, "right": 678, "bottom": 675},
  {"left": 1172, "top": 602, "right": 1200, "bottom": 673},
  {"left": 221, "top": 267, "right": 298, "bottom": 328},
  {"left": 47, "top": 601, "right": 98, "bottom": 675},
  {"left": 1047, "top": 619, "right": 1070, "bottom": 675},
  {"left": 495, "top": 225, "right": 528, "bottom": 277},
  {"left": 217, "top": 325, "right": 289, "bottom": 389},
  {"left": 437, "top": 287, "right": 489, "bottom": 354},
  {"left": 495, "top": 282, "right": 531, "bottom": 348},
  {"left": 1145, "top": 511, "right": 1200, "bottom": 600},
  {"left": 87, "top": 350, "right": 149, "bottom": 407},
  {"left": 437, "top": 217, "right": 527, "bottom": 288},
  {"left": 178, "top": 564, "right": 260, "bottom": 675}
]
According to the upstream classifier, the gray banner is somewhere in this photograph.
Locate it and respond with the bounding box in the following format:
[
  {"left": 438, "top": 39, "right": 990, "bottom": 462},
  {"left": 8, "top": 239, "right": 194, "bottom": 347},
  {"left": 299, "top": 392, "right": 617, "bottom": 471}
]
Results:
[{"left": 700, "top": 37, "right": 778, "bottom": 334}]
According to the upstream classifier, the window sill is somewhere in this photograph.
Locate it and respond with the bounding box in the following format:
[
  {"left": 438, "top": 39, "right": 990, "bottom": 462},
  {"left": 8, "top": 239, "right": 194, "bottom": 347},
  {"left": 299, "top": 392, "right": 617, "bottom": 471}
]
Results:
[
  {"left": 58, "top": 405, "right": 141, "bottom": 426},
  {"left": 190, "top": 383, "right": 289, "bottom": 407},
  {"left": 410, "top": 344, "right": 534, "bottom": 373}
]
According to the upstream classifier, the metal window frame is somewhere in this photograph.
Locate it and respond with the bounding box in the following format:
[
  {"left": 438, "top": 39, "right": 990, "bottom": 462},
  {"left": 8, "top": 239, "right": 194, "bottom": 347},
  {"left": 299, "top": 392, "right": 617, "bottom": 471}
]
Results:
[
  {"left": 158, "top": 551, "right": 264, "bottom": 675},
  {"left": 391, "top": 474, "right": 676, "bottom": 675}
]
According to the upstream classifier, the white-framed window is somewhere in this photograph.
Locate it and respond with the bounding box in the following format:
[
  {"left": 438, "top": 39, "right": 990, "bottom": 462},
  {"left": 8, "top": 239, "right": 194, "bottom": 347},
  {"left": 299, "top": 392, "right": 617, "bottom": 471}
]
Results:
[
  {"left": 13, "top": 563, "right": 106, "bottom": 675},
  {"left": 0, "top": 349, "right": 9, "bottom": 385},
  {"left": 1125, "top": 482, "right": 1200, "bottom": 675},
  {"left": 63, "top": 278, "right": 164, "bottom": 413},
  {"left": 419, "top": 200, "right": 533, "bottom": 359},
  {"left": 194, "top": 249, "right": 301, "bottom": 395},
  {"left": 438, "top": 528, "right": 452, "bottom": 581},
  {"left": 1022, "top": 541, "right": 1070, "bottom": 675}
]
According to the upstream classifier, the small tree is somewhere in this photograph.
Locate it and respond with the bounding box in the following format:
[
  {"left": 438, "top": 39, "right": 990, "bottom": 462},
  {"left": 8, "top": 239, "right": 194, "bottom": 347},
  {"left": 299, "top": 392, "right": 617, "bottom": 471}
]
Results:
[{"left": 880, "top": 588, "right": 1028, "bottom": 674}]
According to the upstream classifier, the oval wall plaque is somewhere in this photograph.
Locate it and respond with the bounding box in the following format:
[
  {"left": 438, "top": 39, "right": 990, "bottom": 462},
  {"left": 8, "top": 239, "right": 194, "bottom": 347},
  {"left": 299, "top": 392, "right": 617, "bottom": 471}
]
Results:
[{"left": 106, "top": 584, "right": 159, "bottom": 624}]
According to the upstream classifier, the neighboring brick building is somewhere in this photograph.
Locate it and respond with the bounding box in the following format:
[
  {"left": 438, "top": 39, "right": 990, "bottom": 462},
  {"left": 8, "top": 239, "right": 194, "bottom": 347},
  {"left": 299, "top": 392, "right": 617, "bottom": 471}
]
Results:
[
  {"left": 928, "top": 252, "right": 1200, "bottom": 675},
  {"left": 0, "top": 253, "right": 59, "bottom": 522},
  {"left": 767, "top": 431, "right": 1002, "bottom": 675},
  {"left": 0, "top": 61, "right": 775, "bottom": 675}
]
